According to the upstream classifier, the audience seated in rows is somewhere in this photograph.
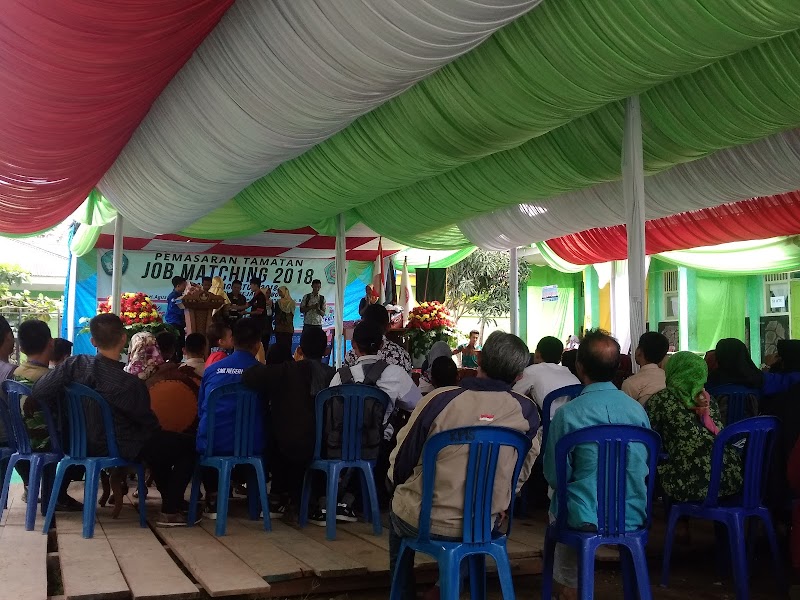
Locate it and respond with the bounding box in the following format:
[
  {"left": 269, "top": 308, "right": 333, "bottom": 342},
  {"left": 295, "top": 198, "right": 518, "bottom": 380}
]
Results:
[
  {"left": 646, "top": 352, "right": 742, "bottom": 502},
  {"left": 622, "top": 332, "right": 669, "bottom": 405},
  {"left": 345, "top": 304, "right": 412, "bottom": 373},
  {"left": 242, "top": 326, "right": 334, "bottom": 519},
  {"left": 544, "top": 329, "right": 650, "bottom": 600},
  {"left": 34, "top": 314, "right": 196, "bottom": 526},
  {"left": 388, "top": 330, "right": 539, "bottom": 599}
]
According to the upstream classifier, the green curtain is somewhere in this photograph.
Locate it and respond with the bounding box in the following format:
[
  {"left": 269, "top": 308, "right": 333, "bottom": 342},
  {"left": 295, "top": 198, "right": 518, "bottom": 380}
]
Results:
[
  {"left": 695, "top": 273, "right": 747, "bottom": 352},
  {"left": 659, "top": 237, "right": 800, "bottom": 275},
  {"left": 415, "top": 268, "right": 447, "bottom": 303},
  {"left": 393, "top": 247, "right": 475, "bottom": 272},
  {"left": 69, "top": 191, "right": 119, "bottom": 257},
  {"left": 526, "top": 266, "right": 576, "bottom": 346}
]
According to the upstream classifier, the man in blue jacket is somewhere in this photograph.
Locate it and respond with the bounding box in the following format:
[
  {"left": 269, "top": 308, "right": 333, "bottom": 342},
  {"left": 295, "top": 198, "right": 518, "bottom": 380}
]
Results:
[{"left": 197, "top": 318, "right": 265, "bottom": 517}]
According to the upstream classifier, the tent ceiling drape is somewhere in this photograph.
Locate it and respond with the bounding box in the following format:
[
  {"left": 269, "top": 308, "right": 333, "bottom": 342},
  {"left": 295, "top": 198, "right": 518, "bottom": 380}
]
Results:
[
  {"left": 92, "top": 220, "right": 406, "bottom": 262},
  {"left": 0, "top": 1, "right": 234, "bottom": 233},
  {"left": 97, "top": 0, "right": 541, "bottom": 234},
  {"left": 171, "top": 0, "right": 800, "bottom": 242},
  {"left": 543, "top": 192, "right": 800, "bottom": 265},
  {"left": 459, "top": 128, "right": 800, "bottom": 250},
  {"left": 1, "top": 0, "right": 799, "bottom": 255}
]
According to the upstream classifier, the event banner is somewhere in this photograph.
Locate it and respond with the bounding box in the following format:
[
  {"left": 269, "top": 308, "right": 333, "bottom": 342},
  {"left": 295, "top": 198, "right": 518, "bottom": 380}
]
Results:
[{"left": 96, "top": 250, "right": 341, "bottom": 328}]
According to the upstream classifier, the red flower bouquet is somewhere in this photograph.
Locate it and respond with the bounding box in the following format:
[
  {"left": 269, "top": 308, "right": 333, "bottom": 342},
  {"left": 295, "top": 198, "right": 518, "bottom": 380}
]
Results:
[
  {"left": 99, "top": 292, "right": 162, "bottom": 326},
  {"left": 406, "top": 301, "right": 455, "bottom": 357}
]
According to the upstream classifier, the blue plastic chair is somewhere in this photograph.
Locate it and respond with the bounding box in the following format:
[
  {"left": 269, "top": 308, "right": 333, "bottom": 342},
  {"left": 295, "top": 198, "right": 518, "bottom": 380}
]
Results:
[
  {"left": 541, "top": 425, "right": 661, "bottom": 600},
  {"left": 299, "top": 384, "right": 390, "bottom": 540},
  {"left": 707, "top": 384, "right": 759, "bottom": 426},
  {"left": 42, "top": 383, "right": 147, "bottom": 538},
  {"left": 0, "top": 386, "right": 16, "bottom": 473},
  {"left": 661, "top": 416, "right": 783, "bottom": 600},
  {"left": 389, "top": 426, "right": 532, "bottom": 600},
  {"left": 188, "top": 382, "right": 270, "bottom": 536},
  {"left": 0, "top": 381, "right": 63, "bottom": 530},
  {"left": 541, "top": 384, "right": 584, "bottom": 454}
]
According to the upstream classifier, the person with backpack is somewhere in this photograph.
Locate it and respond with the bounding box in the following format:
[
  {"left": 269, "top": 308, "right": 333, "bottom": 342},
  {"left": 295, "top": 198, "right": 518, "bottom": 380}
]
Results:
[{"left": 309, "top": 320, "right": 422, "bottom": 524}]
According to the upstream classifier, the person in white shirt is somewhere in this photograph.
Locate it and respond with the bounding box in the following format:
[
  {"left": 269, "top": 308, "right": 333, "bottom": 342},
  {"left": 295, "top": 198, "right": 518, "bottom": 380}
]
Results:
[
  {"left": 330, "top": 321, "right": 422, "bottom": 439},
  {"left": 312, "top": 320, "right": 422, "bottom": 524},
  {"left": 621, "top": 332, "right": 669, "bottom": 405},
  {"left": 514, "top": 336, "right": 581, "bottom": 419},
  {"left": 181, "top": 333, "right": 207, "bottom": 377}
]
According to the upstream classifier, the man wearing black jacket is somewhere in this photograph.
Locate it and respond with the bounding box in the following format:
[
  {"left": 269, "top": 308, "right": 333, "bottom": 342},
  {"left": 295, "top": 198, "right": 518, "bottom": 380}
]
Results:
[
  {"left": 242, "top": 326, "right": 334, "bottom": 519},
  {"left": 34, "top": 314, "right": 197, "bottom": 527}
]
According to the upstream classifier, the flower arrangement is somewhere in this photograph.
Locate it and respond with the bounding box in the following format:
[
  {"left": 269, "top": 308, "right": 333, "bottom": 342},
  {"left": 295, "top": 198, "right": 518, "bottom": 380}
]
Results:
[
  {"left": 84, "top": 292, "right": 178, "bottom": 354},
  {"left": 98, "top": 292, "right": 161, "bottom": 326},
  {"left": 406, "top": 301, "right": 455, "bottom": 357}
]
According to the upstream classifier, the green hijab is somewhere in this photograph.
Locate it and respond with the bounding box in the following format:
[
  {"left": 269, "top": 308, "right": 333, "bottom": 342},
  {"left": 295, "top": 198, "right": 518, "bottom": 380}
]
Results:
[{"left": 664, "top": 351, "right": 708, "bottom": 408}]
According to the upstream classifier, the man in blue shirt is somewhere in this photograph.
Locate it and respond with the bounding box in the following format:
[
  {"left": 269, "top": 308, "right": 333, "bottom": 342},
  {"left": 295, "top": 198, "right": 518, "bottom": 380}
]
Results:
[
  {"left": 544, "top": 329, "right": 650, "bottom": 599},
  {"left": 165, "top": 276, "right": 188, "bottom": 331},
  {"left": 197, "top": 318, "right": 265, "bottom": 517}
]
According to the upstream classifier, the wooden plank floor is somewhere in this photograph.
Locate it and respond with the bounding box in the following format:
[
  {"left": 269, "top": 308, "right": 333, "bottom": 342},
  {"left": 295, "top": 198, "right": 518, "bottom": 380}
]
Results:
[
  {"left": 0, "top": 485, "right": 48, "bottom": 600},
  {"left": 0, "top": 481, "right": 545, "bottom": 599}
]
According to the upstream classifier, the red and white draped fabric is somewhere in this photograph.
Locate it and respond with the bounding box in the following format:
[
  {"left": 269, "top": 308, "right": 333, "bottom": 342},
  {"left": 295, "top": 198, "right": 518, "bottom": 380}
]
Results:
[
  {"left": 0, "top": 1, "right": 233, "bottom": 233},
  {"left": 93, "top": 222, "right": 405, "bottom": 262},
  {"left": 544, "top": 192, "right": 800, "bottom": 265}
]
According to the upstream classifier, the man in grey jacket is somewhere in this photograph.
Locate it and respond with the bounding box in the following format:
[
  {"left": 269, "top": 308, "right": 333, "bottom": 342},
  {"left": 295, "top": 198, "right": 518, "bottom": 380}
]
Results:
[{"left": 388, "top": 331, "right": 539, "bottom": 599}]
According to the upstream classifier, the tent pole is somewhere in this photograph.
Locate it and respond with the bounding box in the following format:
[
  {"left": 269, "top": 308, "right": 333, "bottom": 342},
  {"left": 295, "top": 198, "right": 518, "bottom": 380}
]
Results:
[
  {"left": 623, "top": 96, "right": 646, "bottom": 367},
  {"left": 509, "top": 247, "right": 519, "bottom": 336},
  {"left": 334, "top": 213, "right": 347, "bottom": 368},
  {"left": 111, "top": 215, "right": 124, "bottom": 314},
  {"left": 66, "top": 251, "right": 78, "bottom": 342}
]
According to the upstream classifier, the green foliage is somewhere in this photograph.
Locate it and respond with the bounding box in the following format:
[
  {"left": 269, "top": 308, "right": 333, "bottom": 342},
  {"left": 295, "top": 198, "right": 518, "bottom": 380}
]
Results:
[
  {"left": 445, "top": 250, "right": 530, "bottom": 328},
  {"left": 0, "top": 264, "right": 62, "bottom": 322}
]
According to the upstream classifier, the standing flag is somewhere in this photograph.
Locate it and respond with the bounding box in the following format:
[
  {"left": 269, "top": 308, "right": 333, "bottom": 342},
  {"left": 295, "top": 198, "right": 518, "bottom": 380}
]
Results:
[
  {"left": 373, "top": 237, "right": 384, "bottom": 303},
  {"left": 400, "top": 256, "right": 413, "bottom": 325}
]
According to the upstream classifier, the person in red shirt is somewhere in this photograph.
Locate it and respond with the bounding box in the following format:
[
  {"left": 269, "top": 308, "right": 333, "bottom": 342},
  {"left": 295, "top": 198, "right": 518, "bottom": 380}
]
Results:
[{"left": 205, "top": 322, "right": 233, "bottom": 368}]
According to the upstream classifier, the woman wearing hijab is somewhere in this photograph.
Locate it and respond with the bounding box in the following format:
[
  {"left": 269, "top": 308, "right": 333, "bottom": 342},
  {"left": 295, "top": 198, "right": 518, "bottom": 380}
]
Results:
[
  {"left": 124, "top": 332, "right": 165, "bottom": 380},
  {"left": 646, "top": 351, "right": 742, "bottom": 502},
  {"left": 209, "top": 276, "right": 230, "bottom": 317},
  {"left": 274, "top": 286, "right": 295, "bottom": 352},
  {"left": 418, "top": 341, "right": 454, "bottom": 394}
]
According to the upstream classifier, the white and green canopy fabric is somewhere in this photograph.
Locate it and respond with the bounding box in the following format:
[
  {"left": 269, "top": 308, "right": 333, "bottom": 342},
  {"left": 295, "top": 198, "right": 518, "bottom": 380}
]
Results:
[{"left": 2, "top": 0, "right": 800, "bottom": 251}]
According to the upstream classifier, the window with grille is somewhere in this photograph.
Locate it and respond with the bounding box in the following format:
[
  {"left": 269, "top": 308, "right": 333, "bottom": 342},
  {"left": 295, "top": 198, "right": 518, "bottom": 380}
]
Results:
[
  {"left": 765, "top": 272, "right": 790, "bottom": 314},
  {"left": 663, "top": 270, "right": 679, "bottom": 321}
]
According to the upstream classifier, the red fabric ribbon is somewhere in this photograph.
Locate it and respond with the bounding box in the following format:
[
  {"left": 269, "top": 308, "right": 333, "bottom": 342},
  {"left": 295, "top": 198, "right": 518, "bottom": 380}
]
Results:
[
  {"left": 0, "top": 1, "right": 233, "bottom": 233},
  {"left": 546, "top": 192, "right": 800, "bottom": 265}
]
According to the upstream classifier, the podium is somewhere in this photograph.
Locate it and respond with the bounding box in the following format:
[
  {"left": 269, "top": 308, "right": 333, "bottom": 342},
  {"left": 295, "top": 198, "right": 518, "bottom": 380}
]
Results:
[{"left": 183, "top": 293, "right": 225, "bottom": 336}]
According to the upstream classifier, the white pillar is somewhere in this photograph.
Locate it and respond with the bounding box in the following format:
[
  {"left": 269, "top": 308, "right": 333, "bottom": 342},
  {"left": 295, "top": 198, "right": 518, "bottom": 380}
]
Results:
[
  {"left": 678, "top": 267, "right": 690, "bottom": 351},
  {"left": 509, "top": 247, "right": 519, "bottom": 336},
  {"left": 66, "top": 252, "right": 78, "bottom": 342},
  {"left": 110, "top": 215, "right": 124, "bottom": 313},
  {"left": 334, "top": 213, "right": 347, "bottom": 368},
  {"left": 623, "top": 96, "right": 646, "bottom": 368}
]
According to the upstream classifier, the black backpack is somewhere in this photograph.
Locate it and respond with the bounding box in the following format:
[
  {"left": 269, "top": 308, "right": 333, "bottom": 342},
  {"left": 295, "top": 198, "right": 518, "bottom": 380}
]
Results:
[{"left": 324, "top": 361, "right": 389, "bottom": 460}]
